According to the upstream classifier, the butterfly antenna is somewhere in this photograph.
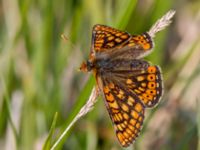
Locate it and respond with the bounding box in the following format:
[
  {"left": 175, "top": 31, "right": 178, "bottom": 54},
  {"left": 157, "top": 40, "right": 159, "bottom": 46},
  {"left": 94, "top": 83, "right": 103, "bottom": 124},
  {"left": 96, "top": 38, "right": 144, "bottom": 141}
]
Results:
[
  {"left": 148, "top": 10, "right": 176, "bottom": 38},
  {"left": 61, "top": 34, "right": 69, "bottom": 42},
  {"left": 61, "top": 33, "right": 79, "bottom": 50}
]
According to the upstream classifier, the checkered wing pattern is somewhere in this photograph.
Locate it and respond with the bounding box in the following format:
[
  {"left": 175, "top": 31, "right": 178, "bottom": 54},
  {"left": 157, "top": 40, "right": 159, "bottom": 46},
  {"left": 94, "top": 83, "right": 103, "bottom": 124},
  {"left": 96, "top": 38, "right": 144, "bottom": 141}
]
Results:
[
  {"left": 96, "top": 59, "right": 162, "bottom": 147},
  {"left": 92, "top": 24, "right": 130, "bottom": 51},
  {"left": 106, "top": 59, "right": 163, "bottom": 107},
  {"left": 91, "top": 24, "right": 153, "bottom": 59},
  {"left": 97, "top": 77, "right": 145, "bottom": 147}
]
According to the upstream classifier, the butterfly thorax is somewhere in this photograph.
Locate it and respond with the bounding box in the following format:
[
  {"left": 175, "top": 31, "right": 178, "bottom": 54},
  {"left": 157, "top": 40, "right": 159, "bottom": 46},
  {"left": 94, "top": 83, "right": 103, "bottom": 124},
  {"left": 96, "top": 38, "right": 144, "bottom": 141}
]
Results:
[
  {"left": 80, "top": 58, "right": 110, "bottom": 72},
  {"left": 80, "top": 60, "right": 94, "bottom": 72}
]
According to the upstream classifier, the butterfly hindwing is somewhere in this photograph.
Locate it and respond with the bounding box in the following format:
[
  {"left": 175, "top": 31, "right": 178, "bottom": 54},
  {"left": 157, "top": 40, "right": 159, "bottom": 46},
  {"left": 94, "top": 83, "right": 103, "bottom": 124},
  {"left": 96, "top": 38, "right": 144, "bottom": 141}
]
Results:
[
  {"left": 97, "top": 77, "right": 145, "bottom": 147},
  {"left": 106, "top": 59, "right": 163, "bottom": 107},
  {"left": 134, "top": 65, "right": 163, "bottom": 107}
]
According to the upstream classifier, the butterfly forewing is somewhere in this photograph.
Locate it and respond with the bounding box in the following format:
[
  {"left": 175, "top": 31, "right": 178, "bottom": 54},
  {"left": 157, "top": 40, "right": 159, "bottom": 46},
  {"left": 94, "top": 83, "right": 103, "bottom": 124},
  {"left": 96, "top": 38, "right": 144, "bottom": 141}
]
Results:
[
  {"left": 92, "top": 24, "right": 131, "bottom": 52},
  {"left": 97, "top": 76, "right": 145, "bottom": 147},
  {"left": 91, "top": 24, "right": 154, "bottom": 60}
]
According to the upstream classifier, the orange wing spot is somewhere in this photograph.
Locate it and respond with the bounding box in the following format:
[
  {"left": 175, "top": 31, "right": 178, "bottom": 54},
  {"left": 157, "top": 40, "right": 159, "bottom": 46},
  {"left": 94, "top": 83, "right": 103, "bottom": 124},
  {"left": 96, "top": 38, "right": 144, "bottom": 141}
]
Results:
[
  {"left": 118, "top": 113, "right": 123, "bottom": 120},
  {"left": 138, "top": 40, "right": 144, "bottom": 45},
  {"left": 109, "top": 100, "right": 119, "bottom": 109},
  {"left": 136, "top": 123, "right": 140, "bottom": 129},
  {"left": 133, "top": 36, "right": 139, "bottom": 40},
  {"left": 95, "top": 43, "right": 103, "bottom": 47},
  {"left": 126, "top": 128, "right": 132, "bottom": 135},
  {"left": 121, "top": 123, "right": 126, "bottom": 128},
  {"left": 96, "top": 30, "right": 102, "bottom": 34},
  {"left": 128, "top": 42, "right": 135, "bottom": 47},
  {"left": 117, "top": 132, "right": 125, "bottom": 143},
  {"left": 115, "top": 38, "right": 122, "bottom": 43},
  {"left": 132, "top": 134, "right": 136, "bottom": 140},
  {"left": 112, "top": 108, "right": 119, "bottom": 113},
  {"left": 96, "top": 39, "right": 104, "bottom": 43},
  {"left": 108, "top": 36, "right": 114, "bottom": 41},
  {"left": 95, "top": 47, "right": 100, "bottom": 51},
  {"left": 103, "top": 86, "right": 110, "bottom": 94},
  {"left": 142, "top": 97, "right": 148, "bottom": 104},
  {"left": 129, "top": 137, "right": 133, "bottom": 141},
  {"left": 137, "top": 76, "right": 145, "bottom": 81},
  {"left": 117, "top": 90, "right": 125, "bottom": 99},
  {"left": 128, "top": 83, "right": 136, "bottom": 89},
  {"left": 138, "top": 87, "right": 145, "bottom": 92},
  {"left": 117, "top": 124, "right": 123, "bottom": 131},
  {"left": 116, "top": 32, "right": 122, "bottom": 37},
  {"left": 146, "top": 89, "right": 156, "bottom": 95},
  {"left": 126, "top": 79, "right": 133, "bottom": 84},
  {"left": 147, "top": 74, "right": 156, "bottom": 81},
  {"left": 123, "top": 131, "right": 129, "bottom": 138},
  {"left": 134, "top": 129, "right": 138, "bottom": 134},
  {"left": 97, "top": 34, "right": 105, "bottom": 38},
  {"left": 119, "top": 90, "right": 124, "bottom": 95},
  {"left": 121, "top": 141, "right": 126, "bottom": 147},
  {"left": 123, "top": 113, "right": 129, "bottom": 120},
  {"left": 141, "top": 82, "right": 147, "bottom": 87},
  {"left": 113, "top": 115, "right": 117, "bottom": 122},
  {"left": 139, "top": 36, "right": 144, "bottom": 39},
  {"left": 130, "top": 119, "right": 136, "bottom": 126},
  {"left": 106, "top": 93, "right": 114, "bottom": 102},
  {"left": 107, "top": 42, "right": 115, "bottom": 47},
  {"left": 117, "top": 93, "right": 123, "bottom": 99},
  {"left": 148, "top": 82, "right": 156, "bottom": 89},
  {"left": 121, "top": 34, "right": 129, "bottom": 39},
  {"left": 143, "top": 43, "right": 150, "bottom": 50},
  {"left": 142, "top": 93, "right": 148, "bottom": 98},
  {"left": 124, "top": 138, "right": 129, "bottom": 143},
  {"left": 148, "top": 66, "right": 156, "bottom": 73},
  {"left": 105, "top": 33, "right": 111, "bottom": 36},
  {"left": 131, "top": 110, "right": 139, "bottom": 119},
  {"left": 108, "top": 82, "right": 115, "bottom": 89},
  {"left": 114, "top": 114, "right": 122, "bottom": 122},
  {"left": 128, "top": 124, "right": 135, "bottom": 131},
  {"left": 135, "top": 103, "right": 142, "bottom": 112},
  {"left": 139, "top": 116, "right": 143, "bottom": 122},
  {"left": 147, "top": 94, "right": 153, "bottom": 100},
  {"left": 124, "top": 120, "right": 128, "bottom": 125},
  {"left": 134, "top": 89, "right": 141, "bottom": 94},
  {"left": 142, "top": 93, "right": 153, "bottom": 100},
  {"left": 127, "top": 96, "right": 135, "bottom": 106},
  {"left": 121, "top": 104, "right": 129, "bottom": 112}
]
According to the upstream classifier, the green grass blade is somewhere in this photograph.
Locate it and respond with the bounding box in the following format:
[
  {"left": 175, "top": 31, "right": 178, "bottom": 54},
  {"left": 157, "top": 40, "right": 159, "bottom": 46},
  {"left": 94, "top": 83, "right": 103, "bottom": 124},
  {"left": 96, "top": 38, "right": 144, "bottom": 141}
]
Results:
[
  {"left": 43, "top": 112, "right": 58, "bottom": 150},
  {"left": 115, "top": 0, "right": 137, "bottom": 29}
]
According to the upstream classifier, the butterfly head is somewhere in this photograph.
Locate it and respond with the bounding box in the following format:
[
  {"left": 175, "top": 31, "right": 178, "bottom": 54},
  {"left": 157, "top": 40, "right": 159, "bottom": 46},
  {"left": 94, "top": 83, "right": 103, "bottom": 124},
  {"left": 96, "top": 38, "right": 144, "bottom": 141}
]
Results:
[{"left": 79, "top": 60, "right": 94, "bottom": 72}]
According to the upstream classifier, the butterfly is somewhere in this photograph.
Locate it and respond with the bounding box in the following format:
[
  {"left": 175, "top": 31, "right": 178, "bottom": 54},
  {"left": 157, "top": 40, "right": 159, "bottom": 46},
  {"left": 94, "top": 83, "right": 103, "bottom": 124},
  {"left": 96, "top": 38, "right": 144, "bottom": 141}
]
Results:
[{"left": 80, "top": 24, "right": 163, "bottom": 147}]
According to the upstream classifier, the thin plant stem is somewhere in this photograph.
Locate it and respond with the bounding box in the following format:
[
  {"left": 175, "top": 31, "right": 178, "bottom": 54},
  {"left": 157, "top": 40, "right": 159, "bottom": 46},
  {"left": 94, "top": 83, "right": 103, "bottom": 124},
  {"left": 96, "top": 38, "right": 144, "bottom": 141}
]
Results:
[
  {"left": 148, "top": 10, "right": 176, "bottom": 38},
  {"left": 50, "top": 87, "right": 99, "bottom": 150}
]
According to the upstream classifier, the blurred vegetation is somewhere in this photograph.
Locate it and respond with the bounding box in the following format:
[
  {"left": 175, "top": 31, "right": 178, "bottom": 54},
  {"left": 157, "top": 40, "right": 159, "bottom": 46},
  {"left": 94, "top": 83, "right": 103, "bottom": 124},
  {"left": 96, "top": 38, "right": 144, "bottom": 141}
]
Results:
[{"left": 0, "top": 0, "right": 200, "bottom": 150}]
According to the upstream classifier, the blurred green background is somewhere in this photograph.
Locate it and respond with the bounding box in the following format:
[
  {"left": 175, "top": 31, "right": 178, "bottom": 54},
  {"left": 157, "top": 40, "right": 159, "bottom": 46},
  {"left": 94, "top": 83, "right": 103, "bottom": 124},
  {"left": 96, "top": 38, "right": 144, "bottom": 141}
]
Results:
[{"left": 0, "top": 0, "right": 200, "bottom": 150}]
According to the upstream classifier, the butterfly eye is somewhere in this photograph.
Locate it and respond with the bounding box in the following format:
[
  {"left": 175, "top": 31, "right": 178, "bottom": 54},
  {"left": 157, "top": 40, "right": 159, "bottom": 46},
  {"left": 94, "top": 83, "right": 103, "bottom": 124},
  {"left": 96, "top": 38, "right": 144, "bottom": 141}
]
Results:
[{"left": 80, "top": 62, "right": 88, "bottom": 72}]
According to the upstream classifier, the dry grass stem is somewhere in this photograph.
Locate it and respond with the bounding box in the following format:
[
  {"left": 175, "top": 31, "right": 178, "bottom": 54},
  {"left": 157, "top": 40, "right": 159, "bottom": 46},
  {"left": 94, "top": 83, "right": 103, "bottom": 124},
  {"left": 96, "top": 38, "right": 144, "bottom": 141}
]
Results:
[
  {"left": 50, "top": 87, "right": 99, "bottom": 150},
  {"left": 148, "top": 10, "right": 176, "bottom": 38}
]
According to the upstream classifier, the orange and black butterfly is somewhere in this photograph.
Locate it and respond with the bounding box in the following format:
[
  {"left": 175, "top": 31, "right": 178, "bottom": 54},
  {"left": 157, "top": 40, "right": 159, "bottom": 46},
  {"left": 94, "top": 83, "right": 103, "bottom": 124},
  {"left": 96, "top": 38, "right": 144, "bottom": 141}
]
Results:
[{"left": 80, "top": 24, "right": 163, "bottom": 147}]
